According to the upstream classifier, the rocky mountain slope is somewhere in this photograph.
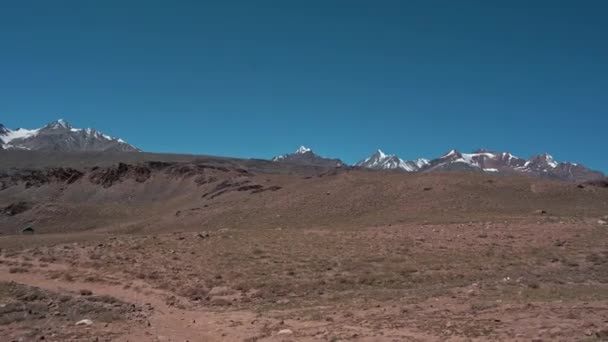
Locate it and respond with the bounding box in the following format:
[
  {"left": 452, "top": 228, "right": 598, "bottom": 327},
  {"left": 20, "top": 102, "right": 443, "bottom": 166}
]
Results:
[
  {"left": 0, "top": 119, "right": 139, "bottom": 152},
  {"left": 1, "top": 155, "right": 607, "bottom": 236}
]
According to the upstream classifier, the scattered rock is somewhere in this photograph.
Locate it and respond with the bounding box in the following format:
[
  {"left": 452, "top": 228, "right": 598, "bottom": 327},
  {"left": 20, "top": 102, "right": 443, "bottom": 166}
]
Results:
[
  {"left": 196, "top": 231, "right": 210, "bottom": 239},
  {"left": 75, "top": 319, "right": 93, "bottom": 326},
  {"left": 277, "top": 329, "right": 293, "bottom": 336}
]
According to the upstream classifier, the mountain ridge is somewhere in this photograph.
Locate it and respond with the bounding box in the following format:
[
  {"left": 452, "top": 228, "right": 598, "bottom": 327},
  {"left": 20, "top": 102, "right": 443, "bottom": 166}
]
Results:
[
  {"left": 1, "top": 119, "right": 603, "bottom": 182},
  {"left": 0, "top": 119, "right": 140, "bottom": 152},
  {"left": 352, "top": 148, "right": 603, "bottom": 182}
]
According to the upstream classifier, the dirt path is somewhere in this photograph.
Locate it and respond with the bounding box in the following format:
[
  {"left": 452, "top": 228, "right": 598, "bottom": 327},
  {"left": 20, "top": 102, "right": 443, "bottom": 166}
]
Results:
[
  {"left": 0, "top": 263, "right": 264, "bottom": 341},
  {"left": 0, "top": 264, "right": 435, "bottom": 341},
  {"left": 0, "top": 258, "right": 438, "bottom": 341}
]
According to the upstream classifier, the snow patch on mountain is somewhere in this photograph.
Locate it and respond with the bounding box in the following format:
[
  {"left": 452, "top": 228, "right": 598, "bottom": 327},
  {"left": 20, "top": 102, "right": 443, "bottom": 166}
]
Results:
[
  {"left": 1, "top": 128, "right": 41, "bottom": 145},
  {"left": 415, "top": 158, "right": 430, "bottom": 168},
  {"left": 296, "top": 146, "right": 312, "bottom": 154}
]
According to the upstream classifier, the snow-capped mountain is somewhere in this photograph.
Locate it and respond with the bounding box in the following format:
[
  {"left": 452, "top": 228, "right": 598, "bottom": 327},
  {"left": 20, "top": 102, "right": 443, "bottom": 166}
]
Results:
[
  {"left": 515, "top": 153, "right": 603, "bottom": 182},
  {"left": 355, "top": 149, "right": 429, "bottom": 172},
  {"left": 421, "top": 149, "right": 603, "bottom": 182},
  {"left": 272, "top": 146, "right": 345, "bottom": 167},
  {"left": 424, "top": 149, "right": 527, "bottom": 172},
  {"left": 0, "top": 119, "right": 140, "bottom": 152}
]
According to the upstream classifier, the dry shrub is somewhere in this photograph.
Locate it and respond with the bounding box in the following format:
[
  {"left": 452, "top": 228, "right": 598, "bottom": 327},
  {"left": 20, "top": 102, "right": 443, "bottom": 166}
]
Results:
[
  {"left": 179, "top": 284, "right": 209, "bottom": 300},
  {"left": 8, "top": 267, "right": 28, "bottom": 274},
  {"left": 80, "top": 289, "right": 93, "bottom": 296}
]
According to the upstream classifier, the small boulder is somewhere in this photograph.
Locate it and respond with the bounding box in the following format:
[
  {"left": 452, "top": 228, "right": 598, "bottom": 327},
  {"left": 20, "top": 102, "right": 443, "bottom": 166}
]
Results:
[
  {"left": 196, "top": 231, "right": 210, "bottom": 239},
  {"left": 277, "top": 329, "right": 293, "bottom": 336},
  {"left": 598, "top": 220, "right": 607, "bottom": 226},
  {"left": 75, "top": 319, "right": 93, "bottom": 326},
  {"left": 534, "top": 210, "right": 547, "bottom": 215}
]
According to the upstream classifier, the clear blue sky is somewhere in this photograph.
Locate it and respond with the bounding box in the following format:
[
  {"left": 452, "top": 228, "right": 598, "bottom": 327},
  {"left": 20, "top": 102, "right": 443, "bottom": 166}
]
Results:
[{"left": 1, "top": 1, "right": 607, "bottom": 171}]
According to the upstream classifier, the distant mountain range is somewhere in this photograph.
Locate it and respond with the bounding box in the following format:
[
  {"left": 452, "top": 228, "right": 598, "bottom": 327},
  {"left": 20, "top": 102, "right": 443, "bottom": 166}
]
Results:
[
  {"left": 273, "top": 147, "right": 604, "bottom": 182},
  {"left": 1, "top": 120, "right": 603, "bottom": 182},
  {"left": 0, "top": 119, "right": 140, "bottom": 152},
  {"left": 417, "top": 149, "right": 603, "bottom": 182}
]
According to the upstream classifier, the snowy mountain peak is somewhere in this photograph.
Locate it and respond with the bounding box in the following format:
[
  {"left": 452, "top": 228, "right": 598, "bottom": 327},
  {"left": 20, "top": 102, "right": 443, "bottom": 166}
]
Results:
[
  {"left": 296, "top": 146, "right": 312, "bottom": 154},
  {"left": 374, "top": 149, "right": 387, "bottom": 159},
  {"left": 541, "top": 153, "right": 557, "bottom": 167},
  {"left": 442, "top": 149, "right": 460, "bottom": 158},
  {"left": 527, "top": 153, "right": 558, "bottom": 169},
  {"left": 545, "top": 155, "right": 557, "bottom": 168},
  {"left": 45, "top": 119, "right": 72, "bottom": 130},
  {"left": 56, "top": 118, "right": 69, "bottom": 127}
]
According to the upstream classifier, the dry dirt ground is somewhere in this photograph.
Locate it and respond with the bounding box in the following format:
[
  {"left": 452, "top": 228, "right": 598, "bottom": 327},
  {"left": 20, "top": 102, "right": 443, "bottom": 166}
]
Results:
[{"left": 1, "top": 154, "right": 608, "bottom": 341}]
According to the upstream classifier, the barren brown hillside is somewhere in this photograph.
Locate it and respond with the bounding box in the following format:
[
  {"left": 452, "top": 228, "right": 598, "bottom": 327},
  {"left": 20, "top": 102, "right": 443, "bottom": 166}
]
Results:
[{"left": 1, "top": 152, "right": 608, "bottom": 341}]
